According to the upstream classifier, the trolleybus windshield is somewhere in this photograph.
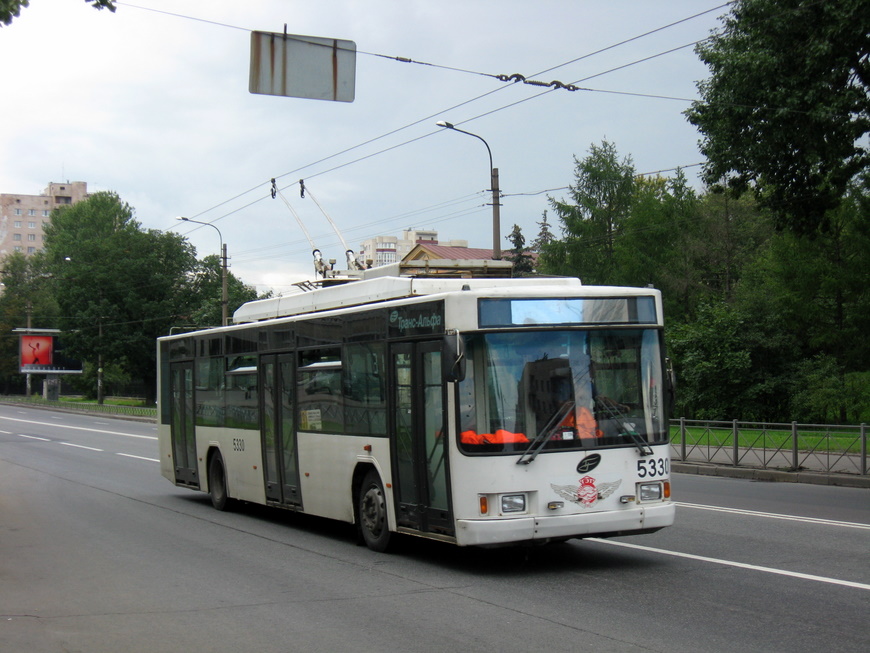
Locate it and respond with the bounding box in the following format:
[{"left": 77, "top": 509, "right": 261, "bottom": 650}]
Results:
[{"left": 457, "top": 329, "right": 666, "bottom": 454}]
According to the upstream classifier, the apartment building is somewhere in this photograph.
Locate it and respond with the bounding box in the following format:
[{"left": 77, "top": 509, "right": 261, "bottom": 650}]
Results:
[
  {"left": 359, "top": 228, "right": 469, "bottom": 267},
  {"left": 0, "top": 181, "right": 89, "bottom": 257}
]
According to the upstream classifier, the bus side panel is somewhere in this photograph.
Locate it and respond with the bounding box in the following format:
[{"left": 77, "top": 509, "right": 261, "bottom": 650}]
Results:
[
  {"left": 158, "top": 423, "right": 174, "bottom": 483},
  {"left": 296, "top": 432, "right": 393, "bottom": 525},
  {"left": 198, "top": 427, "right": 267, "bottom": 505}
]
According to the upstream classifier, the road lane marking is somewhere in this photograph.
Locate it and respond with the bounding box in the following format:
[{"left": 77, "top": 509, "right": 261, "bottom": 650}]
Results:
[
  {"left": 588, "top": 538, "right": 870, "bottom": 591},
  {"left": 116, "top": 453, "right": 159, "bottom": 463},
  {"left": 59, "top": 442, "right": 104, "bottom": 452},
  {"left": 13, "top": 433, "right": 156, "bottom": 462},
  {"left": 0, "top": 415, "right": 156, "bottom": 440},
  {"left": 676, "top": 502, "right": 870, "bottom": 530}
]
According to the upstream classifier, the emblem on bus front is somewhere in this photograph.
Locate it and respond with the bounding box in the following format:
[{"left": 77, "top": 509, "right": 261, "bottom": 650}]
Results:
[
  {"left": 550, "top": 476, "right": 622, "bottom": 509},
  {"left": 576, "top": 453, "right": 601, "bottom": 473}
]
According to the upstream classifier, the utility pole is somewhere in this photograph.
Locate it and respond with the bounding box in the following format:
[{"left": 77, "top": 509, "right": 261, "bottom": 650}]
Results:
[{"left": 221, "top": 242, "right": 228, "bottom": 326}]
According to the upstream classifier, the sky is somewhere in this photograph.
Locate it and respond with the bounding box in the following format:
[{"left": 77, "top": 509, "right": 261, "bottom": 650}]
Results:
[{"left": 0, "top": 0, "right": 730, "bottom": 294}]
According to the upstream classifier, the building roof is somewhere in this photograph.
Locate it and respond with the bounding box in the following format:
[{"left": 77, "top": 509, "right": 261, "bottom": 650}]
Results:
[{"left": 404, "top": 244, "right": 494, "bottom": 261}]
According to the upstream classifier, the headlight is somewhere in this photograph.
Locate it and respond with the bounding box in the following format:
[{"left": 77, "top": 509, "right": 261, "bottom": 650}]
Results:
[
  {"left": 501, "top": 493, "right": 526, "bottom": 513},
  {"left": 638, "top": 482, "right": 663, "bottom": 502}
]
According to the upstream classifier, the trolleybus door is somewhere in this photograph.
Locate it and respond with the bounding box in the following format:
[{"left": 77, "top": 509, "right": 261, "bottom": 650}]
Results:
[
  {"left": 260, "top": 353, "right": 302, "bottom": 507},
  {"left": 391, "top": 341, "right": 452, "bottom": 536},
  {"left": 169, "top": 361, "right": 198, "bottom": 486}
]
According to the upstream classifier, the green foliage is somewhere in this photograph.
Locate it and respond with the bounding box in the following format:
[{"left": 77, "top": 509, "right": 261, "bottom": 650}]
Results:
[
  {"left": 667, "top": 302, "right": 754, "bottom": 420},
  {"left": 686, "top": 0, "right": 870, "bottom": 233},
  {"left": 41, "top": 191, "right": 197, "bottom": 401},
  {"left": 504, "top": 224, "right": 535, "bottom": 274},
  {"left": 541, "top": 140, "right": 635, "bottom": 283},
  {"left": 531, "top": 211, "right": 555, "bottom": 252},
  {"left": 184, "top": 253, "right": 259, "bottom": 328},
  {"left": 536, "top": 138, "right": 869, "bottom": 423},
  {"left": 0, "top": 253, "right": 60, "bottom": 391},
  {"left": 1, "top": 1, "right": 115, "bottom": 26}
]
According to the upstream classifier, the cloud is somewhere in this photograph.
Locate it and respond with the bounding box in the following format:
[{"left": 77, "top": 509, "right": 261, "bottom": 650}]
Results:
[{"left": 1, "top": 0, "right": 718, "bottom": 293}]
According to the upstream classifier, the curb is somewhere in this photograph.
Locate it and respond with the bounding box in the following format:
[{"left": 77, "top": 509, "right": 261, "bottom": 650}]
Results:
[{"left": 673, "top": 462, "right": 870, "bottom": 489}]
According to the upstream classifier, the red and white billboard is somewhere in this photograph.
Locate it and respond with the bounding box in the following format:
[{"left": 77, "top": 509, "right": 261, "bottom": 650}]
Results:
[{"left": 18, "top": 333, "right": 82, "bottom": 374}]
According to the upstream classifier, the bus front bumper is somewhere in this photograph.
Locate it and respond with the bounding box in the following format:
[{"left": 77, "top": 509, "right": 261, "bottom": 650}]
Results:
[{"left": 454, "top": 502, "right": 675, "bottom": 547}]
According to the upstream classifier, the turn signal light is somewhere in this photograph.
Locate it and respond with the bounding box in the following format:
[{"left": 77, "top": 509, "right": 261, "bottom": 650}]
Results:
[
  {"left": 664, "top": 480, "right": 671, "bottom": 499},
  {"left": 479, "top": 495, "right": 488, "bottom": 515}
]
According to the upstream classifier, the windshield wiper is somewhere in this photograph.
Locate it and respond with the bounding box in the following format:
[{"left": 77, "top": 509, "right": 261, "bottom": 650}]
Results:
[
  {"left": 516, "top": 401, "right": 574, "bottom": 465},
  {"left": 594, "top": 397, "right": 652, "bottom": 456}
]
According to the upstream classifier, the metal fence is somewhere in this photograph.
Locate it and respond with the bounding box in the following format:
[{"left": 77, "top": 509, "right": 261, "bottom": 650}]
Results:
[
  {"left": 670, "top": 418, "right": 868, "bottom": 476},
  {"left": 0, "top": 396, "right": 157, "bottom": 420}
]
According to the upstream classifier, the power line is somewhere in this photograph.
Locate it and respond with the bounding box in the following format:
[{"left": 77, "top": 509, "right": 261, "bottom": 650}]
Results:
[{"left": 159, "top": 3, "right": 729, "bottom": 231}]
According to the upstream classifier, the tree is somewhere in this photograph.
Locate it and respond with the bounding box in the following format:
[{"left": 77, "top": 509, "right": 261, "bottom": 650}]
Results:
[
  {"left": 667, "top": 302, "right": 756, "bottom": 420},
  {"left": 610, "top": 173, "right": 700, "bottom": 315},
  {"left": 185, "top": 254, "right": 260, "bottom": 328},
  {"left": 0, "top": 252, "right": 59, "bottom": 393},
  {"left": 540, "top": 140, "right": 636, "bottom": 283},
  {"left": 734, "top": 177, "right": 870, "bottom": 421},
  {"left": 41, "top": 191, "right": 196, "bottom": 401},
  {"left": 1, "top": 1, "right": 115, "bottom": 26},
  {"left": 686, "top": 0, "right": 870, "bottom": 233},
  {"left": 504, "top": 224, "right": 535, "bottom": 274},
  {"left": 531, "top": 210, "right": 555, "bottom": 252}
]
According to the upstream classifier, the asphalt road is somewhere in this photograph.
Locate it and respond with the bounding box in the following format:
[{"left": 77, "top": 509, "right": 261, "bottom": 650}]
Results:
[{"left": 1, "top": 405, "right": 868, "bottom": 653}]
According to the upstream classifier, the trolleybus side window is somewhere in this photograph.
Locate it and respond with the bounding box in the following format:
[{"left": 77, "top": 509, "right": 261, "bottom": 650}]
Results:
[
  {"left": 298, "top": 348, "right": 343, "bottom": 432},
  {"left": 195, "top": 356, "right": 225, "bottom": 427},
  {"left": 344, "top": 342, "right": 386, "bottom": 436},
  {"left": 226, "top": 355, "right": 259, "bottom": 429}
]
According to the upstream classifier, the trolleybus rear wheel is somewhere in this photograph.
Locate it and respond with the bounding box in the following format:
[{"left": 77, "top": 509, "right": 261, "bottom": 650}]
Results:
[{"left": 358, "top": 470, "right": 392, "bottom": 552}]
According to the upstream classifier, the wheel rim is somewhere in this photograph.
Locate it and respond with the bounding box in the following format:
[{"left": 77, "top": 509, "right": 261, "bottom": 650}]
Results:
[{"left": 361, "top": 483, "right": 385, "bottom": 538}]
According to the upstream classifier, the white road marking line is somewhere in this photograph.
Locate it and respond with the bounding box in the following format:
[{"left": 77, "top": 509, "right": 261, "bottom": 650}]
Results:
[
  {"left": 588, "top": 538, "right": 870, "bottom": 591},
  {"left": 116, "top": 453, "right": 159, "bottom": 463},
  {"left": 0, "top": 415, "right": 156, "bottom": 440},
  {"left": 676, "top": 501, "right": 870, "bottom": 530},
  {"left": 59, "top": 442, "right": 104, "bottom": 452},
  {"left": 14, "top": 433, "right": 155, "bottom": 461}
]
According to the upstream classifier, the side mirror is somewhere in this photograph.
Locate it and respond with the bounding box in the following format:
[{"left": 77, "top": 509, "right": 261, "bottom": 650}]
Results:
[{"left": 443, "top": 332, "right": 466, "bottom": 383}]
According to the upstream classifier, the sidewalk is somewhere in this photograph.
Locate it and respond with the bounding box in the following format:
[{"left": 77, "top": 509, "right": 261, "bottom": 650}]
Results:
[{"left": 672, "top": 461, "right": 870, "bottom": 489}]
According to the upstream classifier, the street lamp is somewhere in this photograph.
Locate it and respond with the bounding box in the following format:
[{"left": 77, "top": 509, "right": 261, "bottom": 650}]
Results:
[
  {"left": 436, "top": 121, "right": 501, "bottom": 260},
  {"left": 177, "top": 217, "right": 228, "bottom": 326}
]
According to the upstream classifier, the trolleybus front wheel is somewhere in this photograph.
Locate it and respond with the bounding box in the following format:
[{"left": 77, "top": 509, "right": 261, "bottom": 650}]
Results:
[
  {"left": 208, "top": 452, "right": 232, "bottom": 511},
  {"left": 358, "top": 470, "right": 392, "bottom": 552}
]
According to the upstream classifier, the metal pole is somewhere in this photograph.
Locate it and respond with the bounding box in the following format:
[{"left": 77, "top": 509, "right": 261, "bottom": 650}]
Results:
[
  {"left": 177, "top": 217, "right": 226, "bottom": 326},
  {"left": 221, "top": 242, "right": 228, "bottom": 326},
  {"left": 97, "top": 318, "right": 103, "bottom": 405},
  {"left": 436, "top": 122, "right": 501, "bottom": 260},
  {"left": 732, "top": 419, "right": 739, "bottom": 467},
  {"left": 792, "top": 421, "right": 799, "bottom": 471},
  {"left": 491, "top": 167, "right": 501, "bottom": 260}
]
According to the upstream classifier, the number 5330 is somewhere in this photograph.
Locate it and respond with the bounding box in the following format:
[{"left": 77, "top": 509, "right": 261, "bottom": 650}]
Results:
[{"left": 637, "top": 457, "right": 669, "bottom": 478}]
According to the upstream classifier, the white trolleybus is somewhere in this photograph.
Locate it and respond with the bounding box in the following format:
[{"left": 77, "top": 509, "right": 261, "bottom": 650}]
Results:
[{"left": 157, "top": 259, "right": 675, "bottom": 551}]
